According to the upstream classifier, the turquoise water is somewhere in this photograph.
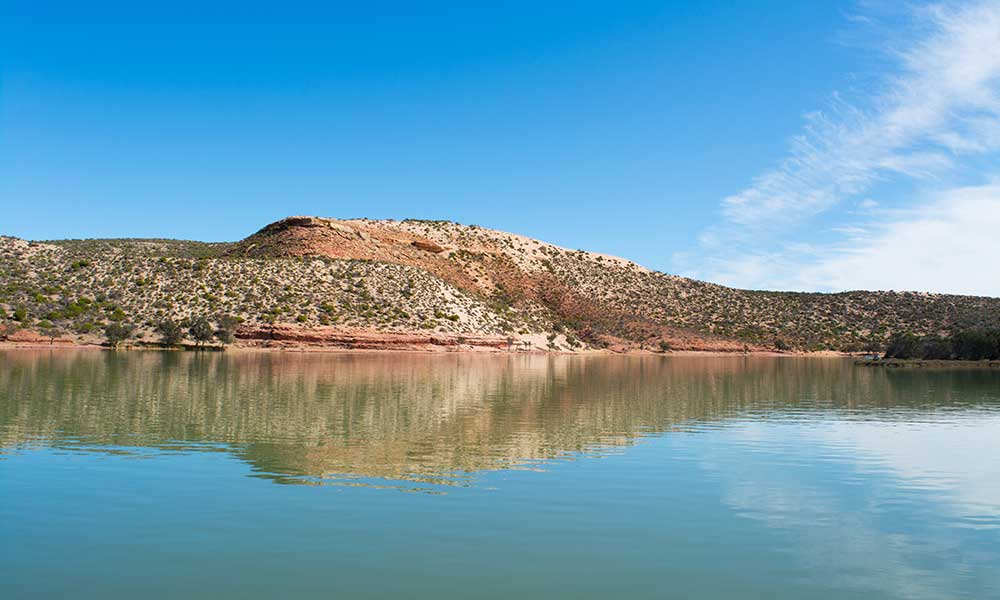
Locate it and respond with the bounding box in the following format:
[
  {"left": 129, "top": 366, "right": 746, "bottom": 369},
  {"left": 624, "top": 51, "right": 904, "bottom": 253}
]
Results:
[{"left": 2, "top": 350, "right": 999, "bottom": 598}]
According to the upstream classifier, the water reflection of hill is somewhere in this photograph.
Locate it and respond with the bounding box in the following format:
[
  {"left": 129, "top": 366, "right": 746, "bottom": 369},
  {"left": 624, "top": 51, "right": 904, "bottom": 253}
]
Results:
[{"left": 1, "top": 350, "right": 997, "bottom": 486}]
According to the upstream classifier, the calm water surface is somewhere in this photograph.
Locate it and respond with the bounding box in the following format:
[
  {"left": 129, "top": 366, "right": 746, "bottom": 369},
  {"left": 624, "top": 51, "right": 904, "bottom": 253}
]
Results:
[{"left": 2, "top": 350, "right": 999, "bottom": 599}]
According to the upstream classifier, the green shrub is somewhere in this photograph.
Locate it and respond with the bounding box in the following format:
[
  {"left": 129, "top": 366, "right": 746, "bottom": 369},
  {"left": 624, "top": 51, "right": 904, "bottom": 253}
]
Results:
[
  {"left": 104, "top": 322, "right": 134, "bottom": 347},
  {"left": 156, "top": 319, "right": 185, "bottom": 346},
  {"left": 214, "top": 314, "right": 240, "bottom": 345},
  {"left": 884, "top": 332, "right": 922, "bottom": 359},
  {"left": 188, "top": 317, "right": 214, "bottom": 347}
]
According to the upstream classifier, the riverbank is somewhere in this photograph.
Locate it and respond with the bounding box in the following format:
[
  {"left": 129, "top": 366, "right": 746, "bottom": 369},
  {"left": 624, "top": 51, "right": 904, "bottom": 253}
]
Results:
[
  {"left": 0, "top": 323, "right": 862, "bottom": 356},
  {"left": 0, "top": 338, "right": 856, "bottom": 358},
  {"left": 5, "top": 323, "right": 858, "bottom": 357},
  {"left": 856, "top": 358, "right": 1000, "bottom": 369}
]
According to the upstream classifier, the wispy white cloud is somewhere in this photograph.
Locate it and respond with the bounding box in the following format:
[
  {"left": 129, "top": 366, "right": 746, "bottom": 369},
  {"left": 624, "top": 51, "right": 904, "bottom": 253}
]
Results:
[
  {"left": 687, "top": 1, "right": 1000, "bottom": 295},
  {"left": 796, "top": 183, "right": 1000, "bottom": 295},
  {"left": 745, "top": 0, "right": 1000, "bottom": 225},
  {"left": 690, "top": 184, "right": 1000, "bottom": 295}
]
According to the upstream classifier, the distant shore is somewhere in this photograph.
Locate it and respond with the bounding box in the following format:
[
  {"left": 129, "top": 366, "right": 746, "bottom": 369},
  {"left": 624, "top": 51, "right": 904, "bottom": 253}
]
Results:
[{"left": 856, "top": 358, "right": 1000, "bottom": 369}]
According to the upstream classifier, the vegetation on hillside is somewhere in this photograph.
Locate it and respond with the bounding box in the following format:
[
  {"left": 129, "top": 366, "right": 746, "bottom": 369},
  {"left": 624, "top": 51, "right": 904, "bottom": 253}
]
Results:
[
  {"left": 381, "top": 219, "right": 1000, "bottom": 351},
  {"left": 0, "top": 235, "right": 550, "bottom": 347}
]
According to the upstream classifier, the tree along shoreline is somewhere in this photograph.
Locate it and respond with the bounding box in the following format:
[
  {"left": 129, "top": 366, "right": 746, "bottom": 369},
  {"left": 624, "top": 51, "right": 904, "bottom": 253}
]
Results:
[{"left": 864, "top": 329, "right": 1000, "bottom": 366}]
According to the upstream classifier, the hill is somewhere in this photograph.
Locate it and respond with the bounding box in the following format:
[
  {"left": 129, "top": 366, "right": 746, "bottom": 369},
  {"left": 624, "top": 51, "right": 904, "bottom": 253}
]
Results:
[{"left": 1, "top": 216, "right": 998, "bottom": 352}]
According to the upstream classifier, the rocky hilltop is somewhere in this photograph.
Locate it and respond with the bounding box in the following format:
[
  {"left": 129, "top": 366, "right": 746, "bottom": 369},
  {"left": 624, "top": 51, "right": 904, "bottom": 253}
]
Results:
[{"left": 1, "top": 216, "right": 998, "bottom": 352}]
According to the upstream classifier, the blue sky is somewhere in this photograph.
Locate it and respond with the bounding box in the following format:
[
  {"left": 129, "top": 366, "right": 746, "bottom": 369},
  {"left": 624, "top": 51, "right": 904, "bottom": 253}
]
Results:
[{"left": 3, "top": 1, "right": 1000, "bottom": 295}]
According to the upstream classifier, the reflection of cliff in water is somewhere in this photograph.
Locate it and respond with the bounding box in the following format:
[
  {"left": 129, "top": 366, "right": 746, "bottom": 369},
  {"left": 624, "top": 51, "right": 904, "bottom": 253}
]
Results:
[{"left": 2, "top": 350, "right": 997, "bottom": 486}]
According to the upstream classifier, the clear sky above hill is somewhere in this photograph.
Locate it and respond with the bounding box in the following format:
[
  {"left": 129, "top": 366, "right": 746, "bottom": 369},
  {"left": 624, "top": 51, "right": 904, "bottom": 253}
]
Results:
[{"left": 3, "top": 1, "right": 999, "bottom": 295}]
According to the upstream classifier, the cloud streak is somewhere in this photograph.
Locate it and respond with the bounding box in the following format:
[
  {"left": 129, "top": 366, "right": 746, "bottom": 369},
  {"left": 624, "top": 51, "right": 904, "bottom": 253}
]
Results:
[
  {"left": 797, "top": 184, "right": 1000, "bottom": 295},
  {"left": 688, "top": 1, "right": 1000, "bottom": 296},
  {"left": 710, "top": 184, "right": 1000, "bottom": 295},
  {"left": 723, "top": 1, "right": 1000, "bottom": 227}
]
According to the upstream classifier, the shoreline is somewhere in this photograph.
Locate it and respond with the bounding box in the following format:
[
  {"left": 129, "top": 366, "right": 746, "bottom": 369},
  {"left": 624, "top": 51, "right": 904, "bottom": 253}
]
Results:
[{"left": 0, "top": 340, "right": 856, "bottom": 358}]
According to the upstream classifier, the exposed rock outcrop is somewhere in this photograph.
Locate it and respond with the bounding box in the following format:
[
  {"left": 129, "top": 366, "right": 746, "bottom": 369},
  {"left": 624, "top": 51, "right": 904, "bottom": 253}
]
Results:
[
  {"left": 236, "top": 324, "right": 511, "bottom": 351},
  {"left": 3, "top": 328, "right": 74, "bottom": 345},
  {"left": 411, "top": 240, "right": 446, "bottom": 253}
]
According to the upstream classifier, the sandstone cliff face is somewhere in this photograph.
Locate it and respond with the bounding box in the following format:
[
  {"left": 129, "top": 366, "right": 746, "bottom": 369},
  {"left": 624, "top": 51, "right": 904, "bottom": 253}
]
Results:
[
  {"left": 410, "top": 240, "right": 446, "bottom": 254},
  {"left": 235, "top": 324, "right": 511, "bottom": 351},
  {"left": 2, "top": 328, "right": 74, "bottom": 345},
  {"left": 229, "top": 217, "right": 480, "bottom": 292}
]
